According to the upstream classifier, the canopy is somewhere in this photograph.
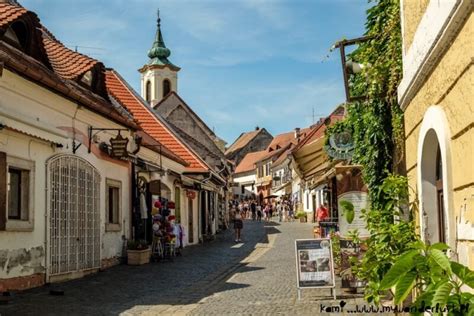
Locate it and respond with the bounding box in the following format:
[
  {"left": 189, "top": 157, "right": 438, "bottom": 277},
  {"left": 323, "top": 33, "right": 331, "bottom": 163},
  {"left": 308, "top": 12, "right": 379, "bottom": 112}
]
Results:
[{"left": 293, "top": 137, "right": 327, "bottom": 178}]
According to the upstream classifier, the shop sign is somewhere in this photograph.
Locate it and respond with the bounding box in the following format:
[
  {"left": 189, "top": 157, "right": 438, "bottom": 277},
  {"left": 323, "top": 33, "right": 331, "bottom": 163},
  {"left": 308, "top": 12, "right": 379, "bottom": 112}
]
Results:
[
  {"left": 324, "top": 131, "right": 354, "bottom": 160},
  {"left": 186, "top": 190, "right": 196, "bottom": 200},
  {"left": 109, "top": 134, "right": 129, "bottom": 158},
  {"left": 338, "top": 191, "right": 370, "bottom": 238},
  {"left": 149, "top": 180, "right": 161, "bottom": 195},
  {"left": 295, "top": 239, "right": 336, "bottom": 300}
]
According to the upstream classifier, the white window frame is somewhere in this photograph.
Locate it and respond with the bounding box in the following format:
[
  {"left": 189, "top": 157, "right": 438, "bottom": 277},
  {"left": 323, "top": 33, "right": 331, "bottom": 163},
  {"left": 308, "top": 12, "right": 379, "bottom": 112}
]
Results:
[
  {"left": 105, "top": 178, "right": 122, "bottom": 232},
  {"left": 6, "top": 156, "right": 35, "bottom": 232}
]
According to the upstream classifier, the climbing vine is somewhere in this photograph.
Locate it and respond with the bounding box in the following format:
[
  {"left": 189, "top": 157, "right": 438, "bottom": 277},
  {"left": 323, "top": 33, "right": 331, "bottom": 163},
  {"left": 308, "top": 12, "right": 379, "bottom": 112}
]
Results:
[
  {"left": 325, "top": 0, "right": 474, "bottom": 309},
  {"left": 325, "top": 0, "right": 414, "bottom": 304}
]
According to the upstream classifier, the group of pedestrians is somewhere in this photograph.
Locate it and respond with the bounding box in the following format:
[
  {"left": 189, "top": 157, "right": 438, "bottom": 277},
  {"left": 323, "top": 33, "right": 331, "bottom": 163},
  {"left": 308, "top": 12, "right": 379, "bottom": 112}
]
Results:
[{"left": 229, "top": 198, "right": 296, "bottom": 243}]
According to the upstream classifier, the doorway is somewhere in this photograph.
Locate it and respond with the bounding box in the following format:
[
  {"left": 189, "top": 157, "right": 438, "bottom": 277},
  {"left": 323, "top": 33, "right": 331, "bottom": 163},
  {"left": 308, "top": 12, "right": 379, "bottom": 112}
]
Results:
[
  {"left": 47, "top": 155, "right": 101, "bottom": 281},
  {"left": 420, "top": 129, "right": 447, "bottom": 244}
]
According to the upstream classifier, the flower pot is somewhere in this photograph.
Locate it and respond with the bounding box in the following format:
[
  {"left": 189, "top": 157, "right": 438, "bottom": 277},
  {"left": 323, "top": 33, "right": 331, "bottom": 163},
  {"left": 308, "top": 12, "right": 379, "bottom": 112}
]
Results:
[{"left": 127, "top": 248, "right": 151, "bottom": 265}]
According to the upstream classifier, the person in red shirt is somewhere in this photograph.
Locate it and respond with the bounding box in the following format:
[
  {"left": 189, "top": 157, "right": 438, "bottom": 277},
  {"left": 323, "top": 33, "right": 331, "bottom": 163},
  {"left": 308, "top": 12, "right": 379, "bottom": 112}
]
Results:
[{"left": 316, "top": 202, "right": 329, "bottom": 222}]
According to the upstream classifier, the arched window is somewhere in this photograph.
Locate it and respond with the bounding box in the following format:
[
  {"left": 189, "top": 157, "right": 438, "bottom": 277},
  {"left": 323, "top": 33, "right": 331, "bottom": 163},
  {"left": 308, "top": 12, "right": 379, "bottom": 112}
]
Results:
[
  {"left": 163, "top": 79, "right": 171, "bottom": 98},
  {"left": 145, "top": 80, "right": 151, "bottom": 102}
]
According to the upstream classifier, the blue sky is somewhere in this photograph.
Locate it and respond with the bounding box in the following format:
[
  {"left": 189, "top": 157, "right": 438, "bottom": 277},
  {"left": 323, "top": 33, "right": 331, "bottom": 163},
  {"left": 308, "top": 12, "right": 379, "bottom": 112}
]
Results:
[{"left": 21, "top": 0, "right": 369, "bottom": 145}]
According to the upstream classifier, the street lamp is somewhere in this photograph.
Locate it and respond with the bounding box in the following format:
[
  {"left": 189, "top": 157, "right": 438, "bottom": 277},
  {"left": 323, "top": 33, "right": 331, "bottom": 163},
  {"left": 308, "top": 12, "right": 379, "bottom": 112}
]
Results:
[{"left": 333, "top": 36, "right": 371, "bottom": 102}]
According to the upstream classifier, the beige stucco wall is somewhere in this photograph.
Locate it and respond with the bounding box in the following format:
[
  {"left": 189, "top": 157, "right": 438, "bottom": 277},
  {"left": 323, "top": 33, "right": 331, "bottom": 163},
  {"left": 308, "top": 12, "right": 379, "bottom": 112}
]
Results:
[
  {"left": 403, "top": 11, "right": 473, "bottom": 269},
  {"left": 401, "top": 0, "right": 430, "bottom": 54}
]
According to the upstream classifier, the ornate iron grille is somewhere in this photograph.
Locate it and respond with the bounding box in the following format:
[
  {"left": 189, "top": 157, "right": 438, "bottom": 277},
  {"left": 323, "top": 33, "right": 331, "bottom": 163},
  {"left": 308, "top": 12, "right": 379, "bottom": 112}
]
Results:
[{"left": 48, "top": 155, "right": 101, "bottom": 277}]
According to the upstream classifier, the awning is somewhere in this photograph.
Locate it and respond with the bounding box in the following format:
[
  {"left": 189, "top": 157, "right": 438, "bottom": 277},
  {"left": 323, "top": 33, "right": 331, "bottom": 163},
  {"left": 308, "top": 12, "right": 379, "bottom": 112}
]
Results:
[
  {"left": 0, "top": 107, "right": 68, "bottom": 145},
  {"left": 309, "top": 168, "right": 335, "bottom": 189},
  {"left": 293, "top": 137, "right": 328, "bottom": 177}
]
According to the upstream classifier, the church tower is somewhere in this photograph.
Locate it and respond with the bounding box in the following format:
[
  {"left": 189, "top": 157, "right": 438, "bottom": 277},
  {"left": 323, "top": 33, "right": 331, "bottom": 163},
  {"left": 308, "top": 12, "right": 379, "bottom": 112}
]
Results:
[{"left": 139, "top": 10, "right": 180, "bottom": 105}]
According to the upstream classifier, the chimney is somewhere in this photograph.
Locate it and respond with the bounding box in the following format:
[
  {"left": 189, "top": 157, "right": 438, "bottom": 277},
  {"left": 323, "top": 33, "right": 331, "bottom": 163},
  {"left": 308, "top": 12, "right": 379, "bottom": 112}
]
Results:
[{"left": 294, "top": 127, "right": 301, "bottom": 140}]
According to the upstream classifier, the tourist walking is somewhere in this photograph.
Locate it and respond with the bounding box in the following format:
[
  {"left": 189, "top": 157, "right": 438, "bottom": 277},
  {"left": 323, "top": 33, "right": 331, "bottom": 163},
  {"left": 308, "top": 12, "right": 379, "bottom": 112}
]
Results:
[
  {"left": 250, "top": 200, "right": 256, "bottom": 221},
  {"left": 277, "top": 201, "right": 283, "bottom": 222},
  {"left": 256, "top": 204, "right": 262, "bottom": 221},
  {"left": 234, "top": 210, "right": 243, "bottom": 242}
]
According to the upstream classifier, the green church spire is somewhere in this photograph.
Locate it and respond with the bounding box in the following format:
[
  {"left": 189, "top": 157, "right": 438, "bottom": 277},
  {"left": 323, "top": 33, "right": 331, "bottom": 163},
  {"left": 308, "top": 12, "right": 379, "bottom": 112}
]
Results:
[{"left": 147, "top": 9, "right": 177, "bottom": 68}]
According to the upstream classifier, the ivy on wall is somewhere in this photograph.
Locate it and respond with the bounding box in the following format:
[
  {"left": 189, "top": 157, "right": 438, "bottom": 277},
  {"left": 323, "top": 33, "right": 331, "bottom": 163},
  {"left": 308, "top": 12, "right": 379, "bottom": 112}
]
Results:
[{"left": 325, "top": 0, "right": 413, "bottom": 304}]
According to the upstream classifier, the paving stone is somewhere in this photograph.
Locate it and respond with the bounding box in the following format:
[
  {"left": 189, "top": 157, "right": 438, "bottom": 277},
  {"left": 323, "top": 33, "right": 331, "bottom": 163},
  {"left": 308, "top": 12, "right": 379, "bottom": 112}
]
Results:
[{"left": 0, "top": 220, "right": 382, "bottom": 315}]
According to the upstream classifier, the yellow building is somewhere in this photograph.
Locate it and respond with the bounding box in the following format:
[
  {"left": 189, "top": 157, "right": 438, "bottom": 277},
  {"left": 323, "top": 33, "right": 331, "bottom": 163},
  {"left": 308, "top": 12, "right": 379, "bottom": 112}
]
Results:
[{"left": 399, "top": 0, "right": 473, "bottom": 269}]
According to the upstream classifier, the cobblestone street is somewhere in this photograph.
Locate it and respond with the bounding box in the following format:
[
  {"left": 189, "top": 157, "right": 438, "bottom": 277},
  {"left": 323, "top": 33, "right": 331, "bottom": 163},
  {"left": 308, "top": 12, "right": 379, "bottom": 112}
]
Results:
[{"left": 0, "top": 220, "right": 370, "bottom": 316}]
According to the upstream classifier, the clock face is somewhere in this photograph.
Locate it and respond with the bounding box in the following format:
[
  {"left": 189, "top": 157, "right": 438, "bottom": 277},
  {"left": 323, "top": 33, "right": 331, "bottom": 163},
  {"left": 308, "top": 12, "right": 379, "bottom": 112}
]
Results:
[{"left": 137, "top": 176, "right": 147, "bottom": 193}]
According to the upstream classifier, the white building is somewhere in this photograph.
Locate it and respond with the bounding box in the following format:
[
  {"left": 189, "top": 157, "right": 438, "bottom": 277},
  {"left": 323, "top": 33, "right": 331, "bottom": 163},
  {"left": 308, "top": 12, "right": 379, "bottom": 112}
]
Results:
[
  {"left": 0, "top": 4, "right": 139, "bottom": 290},
  {"left": 232, "top": 151, "right": 267, "bottom": 200}
]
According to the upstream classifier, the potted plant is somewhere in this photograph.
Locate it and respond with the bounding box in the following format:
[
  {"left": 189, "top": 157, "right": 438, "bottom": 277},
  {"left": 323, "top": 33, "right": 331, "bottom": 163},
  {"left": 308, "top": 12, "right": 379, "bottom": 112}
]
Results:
[
  {"left": 295, "top": 210, "right": 307, "bottom": 222},
  {"left": 127, "top": 240, "right": 151, "bottom": 265}
]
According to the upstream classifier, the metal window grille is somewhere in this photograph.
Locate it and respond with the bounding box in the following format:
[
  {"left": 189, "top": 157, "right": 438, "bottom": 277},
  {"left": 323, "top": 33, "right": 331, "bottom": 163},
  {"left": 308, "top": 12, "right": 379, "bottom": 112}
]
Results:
[{"left": 48, "top": 155, "right": 101, "bottom": 277}]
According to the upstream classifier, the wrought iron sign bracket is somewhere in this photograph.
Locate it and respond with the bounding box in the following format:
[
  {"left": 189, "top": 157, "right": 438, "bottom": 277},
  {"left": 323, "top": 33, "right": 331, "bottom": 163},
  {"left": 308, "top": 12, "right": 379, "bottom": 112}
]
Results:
[
  {"left": 72, "top": 139, "right": 82, "bottom": 154},
  {"left": 88, "top": 127, "right": 129, "bottom": 154}
]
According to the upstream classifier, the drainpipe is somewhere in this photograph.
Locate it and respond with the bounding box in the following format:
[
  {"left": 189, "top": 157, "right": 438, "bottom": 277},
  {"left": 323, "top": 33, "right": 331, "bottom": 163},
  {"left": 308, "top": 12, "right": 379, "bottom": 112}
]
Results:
[{"left": 44, "top": 160, "right": 49, "bottom": 283}]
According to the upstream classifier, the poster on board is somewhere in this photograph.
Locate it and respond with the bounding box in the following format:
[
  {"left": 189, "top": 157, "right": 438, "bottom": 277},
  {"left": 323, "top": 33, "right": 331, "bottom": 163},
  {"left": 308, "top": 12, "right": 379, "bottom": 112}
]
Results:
[
  {"left": 295, "top": 239, "right": 335, "bottom": 289},
  {"left": 338, "top": 191, "right": 370, "bottom": 238}
]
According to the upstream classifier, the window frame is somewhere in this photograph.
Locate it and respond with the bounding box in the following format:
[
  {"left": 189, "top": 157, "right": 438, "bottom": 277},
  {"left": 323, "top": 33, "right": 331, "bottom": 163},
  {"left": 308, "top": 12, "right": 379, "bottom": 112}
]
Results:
[
  {"left": 163, "top": 79, "right": 171, "bottom": 98},
  {"left": 5, "top": 156, "right": 35, "bottom": 232},
  {"left": 145, "top": 80, "right": 151, "bottom": 102},
  {"left": 105, "top": 178, "right": 122, "bottom": 232}
]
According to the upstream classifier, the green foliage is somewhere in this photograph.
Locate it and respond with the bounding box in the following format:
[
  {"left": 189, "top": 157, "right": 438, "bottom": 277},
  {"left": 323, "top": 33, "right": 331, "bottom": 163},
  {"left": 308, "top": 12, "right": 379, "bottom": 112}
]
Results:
[
  {"left": 352, "top": 174, "right": 418, "bottom": 304},
  {"left": 295, "top": 211, "right": 306, "bottom": 219},
  {"left": 380, "top": 242, "right": 474, "bottom": 315},
  {"left": 339, "top": 200, "right": 355, "bottom": 224},
  {"left": 330, "top": 231, "right": 342, "bottom": 269},
  {"left": 324, "top": 0, "right": 413, "bottom": 306}
]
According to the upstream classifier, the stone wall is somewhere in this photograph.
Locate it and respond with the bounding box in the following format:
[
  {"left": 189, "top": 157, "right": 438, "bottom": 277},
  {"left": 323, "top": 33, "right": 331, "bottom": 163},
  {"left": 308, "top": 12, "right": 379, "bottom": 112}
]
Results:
[{"left": 230, "top": 130, "right": 273, "bottom": 167}]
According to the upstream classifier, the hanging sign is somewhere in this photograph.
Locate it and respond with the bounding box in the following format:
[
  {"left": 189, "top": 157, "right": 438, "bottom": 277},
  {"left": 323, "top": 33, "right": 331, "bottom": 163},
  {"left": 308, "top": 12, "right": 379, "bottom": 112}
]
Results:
[
  {"left": 324, "top": 131, "right": 354, "bottom": 160},
  {"left": 149, "top": 180, "right": 161, "bottom": 195},
  {"left": 295, "top": 239, "right": 336, "bottom": 300},
  {"left": 338, "top": 191, "right": 370, "bottom": 238},
  {"left": 109, "top": 133, "right": 129, "bottom": 158}
]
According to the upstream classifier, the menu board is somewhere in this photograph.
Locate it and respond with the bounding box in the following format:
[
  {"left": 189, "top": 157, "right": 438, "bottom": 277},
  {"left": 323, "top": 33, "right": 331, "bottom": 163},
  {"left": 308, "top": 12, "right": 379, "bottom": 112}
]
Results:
[
  {"left": 295, "top": 239, "right": 335, "bottom": 289},
  {"left": 338, "top": 191, "right": 370, "bottom": 238}
]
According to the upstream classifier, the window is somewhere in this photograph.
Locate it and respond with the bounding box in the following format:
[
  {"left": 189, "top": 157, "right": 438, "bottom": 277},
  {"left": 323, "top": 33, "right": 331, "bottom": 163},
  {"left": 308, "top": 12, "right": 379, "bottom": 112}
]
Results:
[
  {"left": 105, "top": 179, "right": 121, "bottom": 232},
  {"left": 241, "top": 185, "right": 245, "bottom": 194},
  {"left": 8, "top": 168, "right": 29, "bottom": 220},
  {"left": 81, "top": 70, "right": 93, "bottom": 86},
  {"left": 163, "top": 79, "right": 171, "bottom": 97},
  {"left": 2, "top": 155, "right": 35, "bottom": 231},
  {"left": 145, "top": 80, "right": 151, "bottom": 102}
]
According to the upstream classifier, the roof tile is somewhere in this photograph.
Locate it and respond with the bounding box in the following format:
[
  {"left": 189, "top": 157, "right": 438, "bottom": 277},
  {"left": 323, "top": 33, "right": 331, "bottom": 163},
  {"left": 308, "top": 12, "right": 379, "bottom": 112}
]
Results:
[
  {"left": 0, "top": 3, "right": 27, "bottom": 27},
  {"left": 42, "top": 35, "right": 97, "bottom": 80},
  {"left": 105, "top": 70, "right": 207, "bottom": 172},
  {"left": 234, "top": 150, "right": 267, "bottom": 174}
]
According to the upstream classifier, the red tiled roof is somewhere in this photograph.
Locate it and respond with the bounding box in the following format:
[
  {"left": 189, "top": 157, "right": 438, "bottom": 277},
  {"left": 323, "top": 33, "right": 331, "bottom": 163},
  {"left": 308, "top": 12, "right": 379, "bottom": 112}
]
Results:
[
  {"left": 225, "top": 129, "right": 262, "bottom": 155},
  {"left": 235, "top": 150, "right": 267, "bottom": 174},
  {"left": 267, "top": 128, "right": 310, "bottom": 152},
  {"left": 293, "top": 106, "right": 345, "bottom": 151},
  {"left": 42, "top": 35, "right": 97, "bottom": 80},
  {"left": 0, "top": 3, "right": 27, "bottom": 27},
  {"left": 105, "top": 70, "right": 207, "bottom": 172}
]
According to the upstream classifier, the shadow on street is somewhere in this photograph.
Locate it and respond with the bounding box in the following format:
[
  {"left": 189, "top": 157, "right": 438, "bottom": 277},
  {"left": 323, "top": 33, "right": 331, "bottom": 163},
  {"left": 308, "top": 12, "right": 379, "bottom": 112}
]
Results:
[{"left": 0, "top": 220, "right": 279, "bottom": 316}]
